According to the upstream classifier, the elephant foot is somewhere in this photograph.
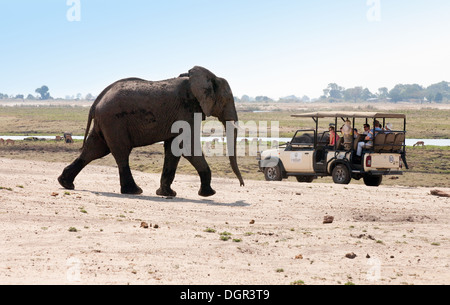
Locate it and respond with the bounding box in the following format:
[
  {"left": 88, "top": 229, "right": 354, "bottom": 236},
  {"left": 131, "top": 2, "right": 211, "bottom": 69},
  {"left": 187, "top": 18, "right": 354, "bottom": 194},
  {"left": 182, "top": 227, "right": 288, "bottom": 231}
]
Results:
[
  {"left": 198, "top": 186, "right": 216, "bottom": 197},
  {"left": 156, "top": 187, "right": 177, "bottom": 197},
  {"left": 58, "top": 175, "right": 75, "bottom": 190},
  {"left": 121, "top": 184, "right": 143, "bottom": 195}
]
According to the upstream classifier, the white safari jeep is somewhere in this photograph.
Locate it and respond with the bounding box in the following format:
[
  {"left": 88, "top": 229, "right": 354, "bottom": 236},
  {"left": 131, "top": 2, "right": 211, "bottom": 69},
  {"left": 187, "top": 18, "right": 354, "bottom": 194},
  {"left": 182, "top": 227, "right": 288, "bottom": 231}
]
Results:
[{"left": 258, "top": 112, "right": 408, "bottom": 187}]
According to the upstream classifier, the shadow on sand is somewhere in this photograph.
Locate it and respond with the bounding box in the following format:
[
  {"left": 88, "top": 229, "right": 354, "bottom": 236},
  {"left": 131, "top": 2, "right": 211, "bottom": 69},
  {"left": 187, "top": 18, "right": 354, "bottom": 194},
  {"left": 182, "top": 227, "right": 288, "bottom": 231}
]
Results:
[{"left": 75, "top": 188, "right": 250, "bottom": 207}]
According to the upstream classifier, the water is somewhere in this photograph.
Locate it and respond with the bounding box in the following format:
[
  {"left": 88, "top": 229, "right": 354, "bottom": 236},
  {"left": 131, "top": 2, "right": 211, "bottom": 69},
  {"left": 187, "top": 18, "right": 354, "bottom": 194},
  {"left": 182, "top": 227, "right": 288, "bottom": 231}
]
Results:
[{"left": 1, "top": 135, "right": 449, "bottom": 146}]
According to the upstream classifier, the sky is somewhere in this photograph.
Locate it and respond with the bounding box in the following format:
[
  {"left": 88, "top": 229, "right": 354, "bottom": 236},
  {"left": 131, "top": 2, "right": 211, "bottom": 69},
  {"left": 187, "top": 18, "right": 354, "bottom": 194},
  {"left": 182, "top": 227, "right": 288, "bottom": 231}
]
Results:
[{"left": 0, "top": 0, "right": 449, "bottom": 99}]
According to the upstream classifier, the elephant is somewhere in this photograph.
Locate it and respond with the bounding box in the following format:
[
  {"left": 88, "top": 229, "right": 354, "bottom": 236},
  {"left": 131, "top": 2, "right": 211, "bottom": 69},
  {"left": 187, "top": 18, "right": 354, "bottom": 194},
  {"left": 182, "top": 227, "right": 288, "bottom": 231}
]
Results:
[{"left": 58, "top": 66, "right": 245, "bottom": 197}]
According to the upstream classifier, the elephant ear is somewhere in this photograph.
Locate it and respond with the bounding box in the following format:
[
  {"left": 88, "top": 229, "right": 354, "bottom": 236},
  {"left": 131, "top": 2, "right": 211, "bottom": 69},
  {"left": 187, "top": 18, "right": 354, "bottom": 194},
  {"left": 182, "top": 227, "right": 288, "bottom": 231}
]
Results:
[{"left": 189, "top": 66, "right": 217, "bottom": 117}]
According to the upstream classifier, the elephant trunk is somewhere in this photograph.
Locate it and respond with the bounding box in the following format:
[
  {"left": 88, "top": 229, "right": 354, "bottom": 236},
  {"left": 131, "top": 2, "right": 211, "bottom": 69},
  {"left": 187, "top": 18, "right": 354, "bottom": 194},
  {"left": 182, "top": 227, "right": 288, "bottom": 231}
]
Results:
[{"left": 223, "top": 120, "right": 245, "bottom": 187}]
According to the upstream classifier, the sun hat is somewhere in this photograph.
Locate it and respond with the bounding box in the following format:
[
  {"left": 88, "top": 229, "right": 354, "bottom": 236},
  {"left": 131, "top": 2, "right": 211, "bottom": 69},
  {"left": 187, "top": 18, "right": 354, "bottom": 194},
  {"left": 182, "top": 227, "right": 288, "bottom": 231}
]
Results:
[{"left": 386, "top": 123, "right": 393, "bottom": 130}]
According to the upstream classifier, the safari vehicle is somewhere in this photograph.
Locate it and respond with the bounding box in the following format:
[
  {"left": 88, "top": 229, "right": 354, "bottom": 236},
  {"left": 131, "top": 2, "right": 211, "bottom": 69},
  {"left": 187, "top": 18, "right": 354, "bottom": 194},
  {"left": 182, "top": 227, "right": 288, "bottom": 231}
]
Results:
[{"left": 258, "top": 112, "right": 409, "bottom": 187}]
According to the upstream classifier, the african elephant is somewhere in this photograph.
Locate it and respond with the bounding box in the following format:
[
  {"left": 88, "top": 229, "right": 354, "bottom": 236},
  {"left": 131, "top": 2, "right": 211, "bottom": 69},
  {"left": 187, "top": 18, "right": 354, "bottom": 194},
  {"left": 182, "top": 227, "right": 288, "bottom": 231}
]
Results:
[{"left": 58, "top": 66, "right": 244, "bottom": 197}]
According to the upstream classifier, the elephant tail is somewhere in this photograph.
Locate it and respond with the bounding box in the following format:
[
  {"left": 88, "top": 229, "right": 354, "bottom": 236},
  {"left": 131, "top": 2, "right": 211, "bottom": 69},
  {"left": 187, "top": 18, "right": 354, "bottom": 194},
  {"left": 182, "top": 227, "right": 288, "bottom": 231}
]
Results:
[
  {"left": 80, "top": 107, "right": 95, "bottom": 151},
  {"left": 80, "top": 82, "right": 114, "bottom": 151}
]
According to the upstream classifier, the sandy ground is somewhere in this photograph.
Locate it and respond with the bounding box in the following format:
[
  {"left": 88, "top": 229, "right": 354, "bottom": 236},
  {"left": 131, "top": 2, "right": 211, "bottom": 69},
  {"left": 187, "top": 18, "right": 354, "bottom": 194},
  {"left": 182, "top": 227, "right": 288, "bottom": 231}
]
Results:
[{"left": 0, "top": 158, "right": 449, "bottom": 285}]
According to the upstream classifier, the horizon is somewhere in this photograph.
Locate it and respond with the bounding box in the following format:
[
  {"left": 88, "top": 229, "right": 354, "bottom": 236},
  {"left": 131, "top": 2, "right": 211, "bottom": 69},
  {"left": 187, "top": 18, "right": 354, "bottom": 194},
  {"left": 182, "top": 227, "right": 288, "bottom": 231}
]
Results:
[{"left": 1, "top": 1, "right": 450, "bottom": 99}]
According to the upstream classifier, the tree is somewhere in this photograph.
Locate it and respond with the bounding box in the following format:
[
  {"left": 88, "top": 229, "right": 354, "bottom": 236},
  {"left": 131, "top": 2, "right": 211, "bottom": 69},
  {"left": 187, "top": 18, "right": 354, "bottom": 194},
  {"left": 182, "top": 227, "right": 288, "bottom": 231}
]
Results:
[
  {"left": 377, "top": 87, "right": 389, "bottom": 99},
  {"left": 361, "top": 88, "right": 375, "bottom": 100},
  {"left": 255, "top": 96, "right": 274, "bottom": 103},
  {"left": 434, "top": 92, "right": 443, "bottom": 103},
  {"left": 343, "top": 87, "right": 363, "bottom": 102},
  {"left": 388, "top": 84, "right": 424, "bottom": 102},
  {"left": 240, "top": 95, "right": 251, "bottom": 103},
  {"left": 327, "top": 83, "right": 344, "bottom": 99},
  {"left": 35, "top": 85, "right": 51, "bottom": 100},
  {"left": 26, "top": 94, "right": 36, "bottom": 100}
]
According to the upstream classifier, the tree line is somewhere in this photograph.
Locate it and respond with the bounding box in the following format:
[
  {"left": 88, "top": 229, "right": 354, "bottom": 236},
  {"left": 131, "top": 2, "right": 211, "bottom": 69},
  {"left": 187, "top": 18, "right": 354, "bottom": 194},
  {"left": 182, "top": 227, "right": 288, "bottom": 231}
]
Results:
[
  {"left": 3, "top": 81, "right": 449, "bottom": 104},
  {"left": 234, "top": 81, "right": 450, "bottom": 104},
  {"left": 0, "top": 85, "right": 96, "bottom": 101}
]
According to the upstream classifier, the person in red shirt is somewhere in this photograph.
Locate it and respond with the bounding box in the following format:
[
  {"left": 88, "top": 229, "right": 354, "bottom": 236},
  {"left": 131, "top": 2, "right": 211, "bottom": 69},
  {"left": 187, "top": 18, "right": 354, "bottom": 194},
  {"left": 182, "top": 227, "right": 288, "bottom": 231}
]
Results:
[{"left": 329, "top": 126, "right": 340, "bottom": 149}]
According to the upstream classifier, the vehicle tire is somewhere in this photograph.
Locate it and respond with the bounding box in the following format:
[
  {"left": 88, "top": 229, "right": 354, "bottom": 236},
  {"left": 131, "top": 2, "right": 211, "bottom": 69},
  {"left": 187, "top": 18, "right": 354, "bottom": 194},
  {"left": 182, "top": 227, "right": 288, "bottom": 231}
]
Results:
[
  {"left": 264, "top": 165, "right": 283, "bottom": 181},
  {"left": 363, "top": 175, "right": 383, "bottom": 187},
  {"left": 296, "top": 176, "right": 315, "bottom": 183},
  {"left": 332, "top": 164, "right": 351, "bottom": 185}
]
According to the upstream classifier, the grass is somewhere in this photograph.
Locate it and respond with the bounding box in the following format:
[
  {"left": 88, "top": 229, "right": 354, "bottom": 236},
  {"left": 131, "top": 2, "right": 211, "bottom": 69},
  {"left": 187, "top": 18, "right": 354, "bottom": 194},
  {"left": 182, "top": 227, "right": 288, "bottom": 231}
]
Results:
[{"left": 0, "top": 106, "right": 89, "bottom": 136}]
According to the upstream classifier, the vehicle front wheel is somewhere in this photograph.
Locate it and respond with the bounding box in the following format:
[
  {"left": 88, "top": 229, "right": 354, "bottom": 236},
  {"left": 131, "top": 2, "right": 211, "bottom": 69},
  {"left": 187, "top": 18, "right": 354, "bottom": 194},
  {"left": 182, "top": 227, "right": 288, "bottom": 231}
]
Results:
[
  {"left": 332, "top": 164, "right": 351, "bottom": 185},
  {"left": 264, "top": 165, "right": 283, "bottom": 181},
  {"left": 363, "top": 175, "right": 383, "bottom": 187}
]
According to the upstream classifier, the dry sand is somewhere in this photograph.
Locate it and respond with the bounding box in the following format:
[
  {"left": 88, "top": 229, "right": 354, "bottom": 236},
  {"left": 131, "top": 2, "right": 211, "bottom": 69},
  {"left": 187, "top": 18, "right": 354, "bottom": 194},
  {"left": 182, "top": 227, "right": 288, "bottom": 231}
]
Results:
[{"left": 0, "top": 158, "right": 449, "bottom": 285}]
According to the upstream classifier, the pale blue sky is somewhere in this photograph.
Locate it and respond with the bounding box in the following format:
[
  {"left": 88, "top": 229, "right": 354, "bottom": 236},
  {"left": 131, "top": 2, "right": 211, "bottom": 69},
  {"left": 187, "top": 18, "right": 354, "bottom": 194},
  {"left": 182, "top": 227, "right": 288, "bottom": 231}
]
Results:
[{"left": 1, "top": 0, "right": 449, "bottom": 99}]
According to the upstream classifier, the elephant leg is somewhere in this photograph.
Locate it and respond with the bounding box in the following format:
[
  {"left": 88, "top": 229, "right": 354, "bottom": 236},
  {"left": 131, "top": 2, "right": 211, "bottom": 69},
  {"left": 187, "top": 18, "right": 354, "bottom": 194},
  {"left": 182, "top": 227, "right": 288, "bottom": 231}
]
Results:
[
  {"left": 183, "top": 155, "right": 216, "bottom": 197},
  {"left": 107, "top": 140, "right": 142, "bottom": 195},
  {"left": 58, "top": 131, "right": 110, "bottom": 190},
  {"left": 117, "top": 161, "right": 142, "bottom": 195},
  {"left": 156, "top": 139, "right": 181, "bottom": 197}
]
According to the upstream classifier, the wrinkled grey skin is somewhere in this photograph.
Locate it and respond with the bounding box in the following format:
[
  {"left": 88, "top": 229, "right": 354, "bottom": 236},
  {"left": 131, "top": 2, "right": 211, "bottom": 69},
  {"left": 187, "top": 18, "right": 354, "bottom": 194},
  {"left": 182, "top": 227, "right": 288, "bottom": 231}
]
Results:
[{"left": 58, "top": 66, "right": 244, "bottom": 197}]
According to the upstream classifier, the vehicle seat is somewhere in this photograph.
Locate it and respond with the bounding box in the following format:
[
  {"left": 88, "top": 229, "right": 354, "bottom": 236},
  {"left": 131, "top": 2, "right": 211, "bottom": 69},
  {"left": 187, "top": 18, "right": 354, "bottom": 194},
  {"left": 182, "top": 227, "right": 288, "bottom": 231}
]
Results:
[
  {"left": 354, "top": 134, "right": 366, "bottom": 150},
  {"left": 374, "top": 134, "right": 386, "bottom": 153},
  {"left": 382, "top": 133, "right": 396, "bottom": 152},
  {"left": 393, "top": 133, "right": 405, "bottom": 152}
]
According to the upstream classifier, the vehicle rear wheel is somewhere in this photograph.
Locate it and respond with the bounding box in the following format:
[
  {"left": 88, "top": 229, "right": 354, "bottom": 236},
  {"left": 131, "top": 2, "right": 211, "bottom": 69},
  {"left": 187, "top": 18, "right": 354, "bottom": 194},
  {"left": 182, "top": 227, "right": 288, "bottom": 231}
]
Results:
[
  {"left": 363, "top": 175, "right": 383, "bottom": 187},
  {"left": 332, "top": 164, "right": 351, "bottom": 185},
  {"left": 264, "top": 165, "right": 283, "bottom": 181},
  {"left": 296, "top": 176, "right": 315, "bottom": 183}
]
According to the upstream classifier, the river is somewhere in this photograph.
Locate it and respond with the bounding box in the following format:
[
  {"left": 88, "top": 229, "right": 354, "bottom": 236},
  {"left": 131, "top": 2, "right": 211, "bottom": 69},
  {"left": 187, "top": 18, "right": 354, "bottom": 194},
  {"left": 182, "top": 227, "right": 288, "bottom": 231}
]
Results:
[{"left": 0, "top": 135, "right": 449, "bottom": 147}]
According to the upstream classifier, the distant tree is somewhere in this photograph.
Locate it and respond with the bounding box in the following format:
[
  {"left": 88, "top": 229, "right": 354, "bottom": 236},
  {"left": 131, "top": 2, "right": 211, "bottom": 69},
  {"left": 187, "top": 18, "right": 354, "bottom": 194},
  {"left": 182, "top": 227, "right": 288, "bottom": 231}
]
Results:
[
  {"left": 279, "top": 95, "right": 301, "bottom": 103},
  {"left": 35, "top": 85, "right": 51, "bottom": 100},
  {"left": 85, "top": 93, "right": 95, "bottom": 101},
  {"left": 0, "top": 93, "right": 8, "bottom": 99},
  {"left": 255, "top": 96, "right": 274, "bottom": 103},
  {"left": 301, "top": 95, "right": 310, "bottom": 102},
  {"left": 434, "top": 92, "right": 443, "bottom": 103},
  {"left": 322, "top": 83, "right": 344, "bottom": 100},
  {"left": 361, "top": 88, "right": 375, "bottom": 100},
  {"left": 241, "top": 95, "right": 251, "bottom": 103},
  {"left": 15, "top": 94, "right": 24, "bottom": 100},
  {"left": 377, "top": 87, "right": 389, "bottom": 99},
  {"left": 426, "top": 81, "right": 450, "bottom": 100},
  {"left": 343, "top": 87, "right": 363, "bottom": 102},
  {"left": 327, "top": 83, "right": 344, "bottom": 99},
  {"left": 389, "top": 84, "right": 423, "bottom": 102},
  {"left": 26, "top": 94, "right": 36, "bottom": 100}
]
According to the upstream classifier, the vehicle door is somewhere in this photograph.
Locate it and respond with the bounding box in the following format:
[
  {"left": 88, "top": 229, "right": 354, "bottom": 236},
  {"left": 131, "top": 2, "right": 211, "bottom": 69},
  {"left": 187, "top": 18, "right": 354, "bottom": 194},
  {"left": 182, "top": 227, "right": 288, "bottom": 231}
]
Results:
[{"left": 280, "top": 131, "right": 315, "bottom": 173}]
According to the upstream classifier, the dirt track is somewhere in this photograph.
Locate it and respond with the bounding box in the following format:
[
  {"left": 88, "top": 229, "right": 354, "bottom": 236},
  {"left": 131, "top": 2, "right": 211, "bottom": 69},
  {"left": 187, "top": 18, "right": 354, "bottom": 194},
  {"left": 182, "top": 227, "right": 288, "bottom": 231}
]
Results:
[{"left": 0, "top": 158, "right": 449, "bottom": 285}]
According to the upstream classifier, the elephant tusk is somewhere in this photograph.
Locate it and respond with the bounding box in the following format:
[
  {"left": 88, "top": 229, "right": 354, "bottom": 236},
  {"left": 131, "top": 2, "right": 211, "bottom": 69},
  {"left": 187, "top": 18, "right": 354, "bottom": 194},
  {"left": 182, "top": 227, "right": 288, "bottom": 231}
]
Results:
[{"left": 230, "top": 121, "right": 244, "bottom": 131}]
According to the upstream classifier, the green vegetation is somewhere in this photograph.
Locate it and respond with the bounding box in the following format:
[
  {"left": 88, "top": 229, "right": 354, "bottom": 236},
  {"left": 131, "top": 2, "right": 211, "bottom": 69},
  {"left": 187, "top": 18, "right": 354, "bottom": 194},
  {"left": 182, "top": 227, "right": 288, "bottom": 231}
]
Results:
[
  {"left": 219, "top": 231, "right": 232, "bottom": 241},
  {"left": 204, "top": 228, "right": 217, "bottom": 233},
  {"left": 234, "top": 81, "right": 450, "bottom": 104},
  {"left": 290, "top": 280, "right": 305, "bottom": 285}
]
